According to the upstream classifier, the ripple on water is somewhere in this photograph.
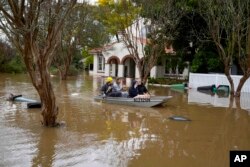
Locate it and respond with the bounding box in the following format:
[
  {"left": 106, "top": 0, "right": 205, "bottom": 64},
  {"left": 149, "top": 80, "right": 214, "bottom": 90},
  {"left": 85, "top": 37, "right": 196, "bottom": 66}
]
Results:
[
  {"left": 0, "top": 92, "right": 39, "bottom": 167},
  {"left": 1, "top": 73, "right": 250, "bottom": 167},
  {"left": 1, "top": 127, "right": 37, "bottom": 167},
  {"left": 50, "top": 131, "right": 160, "bottom": 167}
]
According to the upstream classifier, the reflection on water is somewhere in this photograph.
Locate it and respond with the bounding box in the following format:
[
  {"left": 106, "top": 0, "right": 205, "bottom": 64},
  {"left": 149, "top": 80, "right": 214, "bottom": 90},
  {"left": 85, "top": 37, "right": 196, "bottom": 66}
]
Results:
[
  {"left": 32, "top": 128, "right": 58, "bottom": 167},
  {"left": 188, "top": 89, "right": 250, "bottom": 114},
  {"left": 0, "top": 73, "right": 250, "bottom": 167}
]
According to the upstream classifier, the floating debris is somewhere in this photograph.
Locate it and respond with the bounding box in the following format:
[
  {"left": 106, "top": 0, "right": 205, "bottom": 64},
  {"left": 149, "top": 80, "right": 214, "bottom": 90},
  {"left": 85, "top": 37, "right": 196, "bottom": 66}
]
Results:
[{"left": 168, "top": 116, "right": 191, "bottom": 122}]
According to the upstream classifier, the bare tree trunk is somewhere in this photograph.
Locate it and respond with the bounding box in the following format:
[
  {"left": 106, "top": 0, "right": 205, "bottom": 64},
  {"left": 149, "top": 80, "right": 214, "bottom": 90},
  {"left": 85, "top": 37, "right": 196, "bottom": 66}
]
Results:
[
  {"left": 55, "top": 41, "right": 74, "bottom": 80},
  {"left": 136, "top": 60, "right": 148, "bottom": 84},
  {"left": 61, "top": 71, "right": 67, "bottom": 80},
  {"left": 235, "top": 73, "right": 250, "bottom": 97},
  {"left": 61, "top": 51, "right": 73, "bottom": 80},
  {"left": 236, "top": 18, "right": 250, "bottom": 97},
  {"left": 141, "top": 76, "right": 147, "bottom": 84},
  {"left": 56, "top": 64, "right": 68, "bottom": 80},
  {"left": 0, "top": 0, "right": 76, "bottom": 127},
  {"left": 25, "top": 67, "right": 58, "bottom": 127},
  {"left": 229, "top": 95, "right": 234, "bottom": 109},
  {"left": 235, "top": 97, "right": 241, "bottom": 110},
  {"left": 142, "top": 65, "right": 150, "bottom": 84},
  {"left": 59, "top": 65, "right": 69, "bottom": 80},
  {"left": 135, "top": 61, "right": 143, "bottom": 79},
  {"left": 38, "top": 70, "right": 58, "bottom": 126},
  {"left": 224, "top": 66, "right": 235, "bottom": 95},
  {"left": 24, "top": 43, "right": 59, "bottom": 126}
]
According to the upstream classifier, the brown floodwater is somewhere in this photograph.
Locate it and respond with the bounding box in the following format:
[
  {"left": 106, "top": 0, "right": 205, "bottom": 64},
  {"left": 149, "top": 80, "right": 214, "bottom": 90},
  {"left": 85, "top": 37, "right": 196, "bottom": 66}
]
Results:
[{"left": 0, "top": 73, "right": 249, "bottom": 167}]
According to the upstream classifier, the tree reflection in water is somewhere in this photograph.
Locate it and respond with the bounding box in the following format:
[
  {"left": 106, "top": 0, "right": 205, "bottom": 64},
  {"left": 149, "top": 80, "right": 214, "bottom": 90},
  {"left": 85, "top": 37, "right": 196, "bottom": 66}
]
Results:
[{"left": 32, "top": 128, "right": 58, "bottom": 167}]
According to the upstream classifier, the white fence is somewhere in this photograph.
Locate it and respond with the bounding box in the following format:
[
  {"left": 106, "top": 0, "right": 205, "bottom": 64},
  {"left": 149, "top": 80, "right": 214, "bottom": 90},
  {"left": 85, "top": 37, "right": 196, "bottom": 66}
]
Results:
[
  {"left": 188, "top": 89, "right": 250, "bottom": 113},
  {"left": 189, "top": 73, "right": 250, "bottom": 93}
]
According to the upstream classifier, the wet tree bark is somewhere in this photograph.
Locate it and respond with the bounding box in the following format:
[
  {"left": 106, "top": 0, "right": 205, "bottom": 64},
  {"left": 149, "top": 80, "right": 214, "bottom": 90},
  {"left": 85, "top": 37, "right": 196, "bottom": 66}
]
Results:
[
  {"left": 235, "top": 97, "right": 241, "bottom": 110},
  {"left": 59, "top": 48, "right": 73, "bottom": 80},
  {"left": 0, "top": 1, "right": 76, "bottom": 126},
  {"left": 57, "top": 59, "right": 71, "bottom": 80},
  {"left": 224, "top": 66, "right": 235, "bottom": 96},
  {"left": 235, "top": 73, "right": 250, "bottom": 97},
  {"left": 54, "top": 34, "right": 74, "bottom": 80},
  {"left": 234, "top": 17, "right": 250, "bottom": 97},
  {"left": 135, "top": 60, "right": 145, "bottom": 83},
  {"left": 235, "top": 18, "right": 250, "bottom": 97},
  {"left": 37, "top": 68, "right": 58, "bottom": 126},
  {"left": 25, "top": 65, "right": 58, "bottom": 126},
  {"left": 23, "top": 32, "right": 60, "bottom": 126}
]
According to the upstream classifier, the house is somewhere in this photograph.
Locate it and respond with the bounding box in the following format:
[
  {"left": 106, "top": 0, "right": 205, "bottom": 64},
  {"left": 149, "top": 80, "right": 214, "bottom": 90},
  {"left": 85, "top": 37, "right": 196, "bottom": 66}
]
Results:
[{"left": 90, "top": 19, "right": 189, "bottom": 85}]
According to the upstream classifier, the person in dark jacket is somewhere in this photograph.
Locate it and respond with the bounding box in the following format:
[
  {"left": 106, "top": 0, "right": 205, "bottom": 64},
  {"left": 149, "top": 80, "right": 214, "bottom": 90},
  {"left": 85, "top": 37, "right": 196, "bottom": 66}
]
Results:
[
  {"left": 128, "top": 80, "right": 139, "bottom": 98},
  {"left": 101, "top": 77, "right": 122, "bottom": 97},
  {"left": 137, "top": 79, "right": 148, "bottom": 95},
  {"left": 101, "top": 77, "right": 113, "bottom": 96}
]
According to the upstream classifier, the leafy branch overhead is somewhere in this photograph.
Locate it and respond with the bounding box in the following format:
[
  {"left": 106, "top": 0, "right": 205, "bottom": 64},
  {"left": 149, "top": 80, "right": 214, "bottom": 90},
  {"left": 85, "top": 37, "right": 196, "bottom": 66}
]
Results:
[{"left": 97, "top": 0, "right": 140, "bottom": 35}]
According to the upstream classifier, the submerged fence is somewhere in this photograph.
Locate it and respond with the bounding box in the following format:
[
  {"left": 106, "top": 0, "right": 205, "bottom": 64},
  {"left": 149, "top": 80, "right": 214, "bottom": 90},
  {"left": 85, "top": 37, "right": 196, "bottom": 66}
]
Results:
[
  {"left": 189, "top": 73, "right": 250, "bottom": 93},
  {"left": 188, "top": 89, "right": 250, "bottom": 113}
]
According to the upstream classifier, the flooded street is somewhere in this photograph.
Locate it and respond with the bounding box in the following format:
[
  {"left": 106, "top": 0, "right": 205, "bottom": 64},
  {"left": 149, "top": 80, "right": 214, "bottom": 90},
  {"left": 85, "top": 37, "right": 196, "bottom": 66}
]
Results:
[{"left": 0, "top": 73, "right": 250, "bottom": 167}]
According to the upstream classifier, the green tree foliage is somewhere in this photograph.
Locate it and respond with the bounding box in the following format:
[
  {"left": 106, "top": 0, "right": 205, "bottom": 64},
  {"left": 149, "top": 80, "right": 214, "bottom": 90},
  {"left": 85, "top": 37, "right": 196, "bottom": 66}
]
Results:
[
  {"left": 52, "top": 3, "right": 109, "bottom": 79},
  {"left": 81, "top": 47, "right": 93, "bottom": 69},
  {"left": 133, "top": 0, "right": 193, "bottom": 79},
  {"left": 198, "top": 0, "right": 250, "bottom": 96},
  {"left": 77, "top": 4, "right": 110, "bottom": 48},
  {"left": 97, "top": 0, "right": 140, "bottom": 36},
  {"left": 135, "top": 0, "right": 188, "bottom": 41},
  {"left": 191, "top": 51, "right": 223, "bottom": 73},
  {"left": 0, "top": 40, "right": 25, "bottom": 73}
]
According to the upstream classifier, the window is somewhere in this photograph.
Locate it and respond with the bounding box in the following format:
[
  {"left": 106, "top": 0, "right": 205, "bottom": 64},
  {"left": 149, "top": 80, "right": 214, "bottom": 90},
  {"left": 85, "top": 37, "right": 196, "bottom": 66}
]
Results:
[{"left": 98, "top": 54, "right": 105, "bottom": 71}]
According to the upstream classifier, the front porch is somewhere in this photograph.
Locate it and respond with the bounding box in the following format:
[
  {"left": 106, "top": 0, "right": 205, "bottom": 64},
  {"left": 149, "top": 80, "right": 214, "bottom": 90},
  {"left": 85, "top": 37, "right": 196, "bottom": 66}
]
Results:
[
  {"left": 93, "top": 52, "right": 190, "bottom": 87},
  {"left": 104, "top": 55, "right": 140, "bottom": 86}
]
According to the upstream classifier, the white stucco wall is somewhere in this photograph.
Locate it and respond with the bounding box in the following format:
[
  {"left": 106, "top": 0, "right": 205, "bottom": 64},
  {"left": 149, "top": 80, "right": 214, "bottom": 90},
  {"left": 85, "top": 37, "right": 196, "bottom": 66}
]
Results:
[
  {"left": 102, "top": 42, "right": 144, "bottom": 63},
  {"left": 150, "top": 66, "right": 165, "bottom": 78},
  {"left": 128, "top": 18, "right": 148, "bottom": 40},
  {"left": 92, "top": 17, "right": 191, "bottom": 79},
  {"left": 93, "top": 54, "right": 98, "bottom": 75},
  {"left": 104, "top": 63, "right": 110, "bottom": 76},
  {"left": 118, "top": 64, "right": 124, "bottom": 77},
  {"left": 92, "top": 18, "right": 148, "bottom": 78},
  {"left": 93, "top": 54, "right": 105, "bottom": 75}
]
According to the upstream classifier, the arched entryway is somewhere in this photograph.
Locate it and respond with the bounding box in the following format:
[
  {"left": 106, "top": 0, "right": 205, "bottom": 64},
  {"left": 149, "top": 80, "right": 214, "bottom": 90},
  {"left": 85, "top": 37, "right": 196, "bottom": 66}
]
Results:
[
  {"left": 121, "top": 55, "right": 136, "bottom": 78},
  {"left": 107, "top": 56, "right": 120, "bottom": 77}
]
